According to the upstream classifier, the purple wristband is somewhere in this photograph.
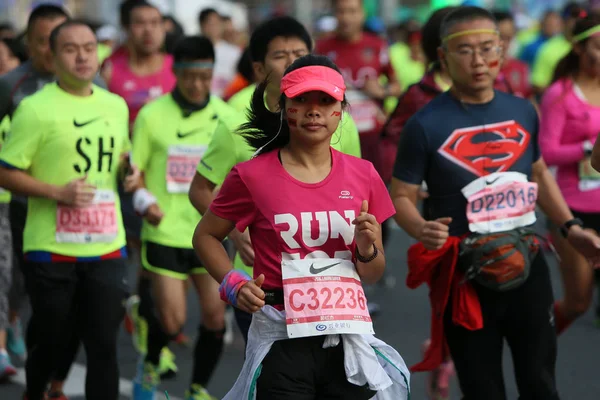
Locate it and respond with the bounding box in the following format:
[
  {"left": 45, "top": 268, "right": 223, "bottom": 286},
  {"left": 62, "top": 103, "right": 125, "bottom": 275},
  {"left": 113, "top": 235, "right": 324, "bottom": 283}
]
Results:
[{"left": 219, "top": 270, "right": 252, "bottom": 307}]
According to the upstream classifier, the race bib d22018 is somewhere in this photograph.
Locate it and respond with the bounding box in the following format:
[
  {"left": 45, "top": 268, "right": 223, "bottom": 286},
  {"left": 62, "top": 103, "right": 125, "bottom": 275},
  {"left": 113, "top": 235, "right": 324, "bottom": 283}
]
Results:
[
  {"left": 56, "top": 189, "right": 117, "bottom": 243},
  {"left": 282, "top": 258, "right": 373, "bottom": 338},
  {"left": 462, "top": 172, "right": 538, "bottom": 234}
]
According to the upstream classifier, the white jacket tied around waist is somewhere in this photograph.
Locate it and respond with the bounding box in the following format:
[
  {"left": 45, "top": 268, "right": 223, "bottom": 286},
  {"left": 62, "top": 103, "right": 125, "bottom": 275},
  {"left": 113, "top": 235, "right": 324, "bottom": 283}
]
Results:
[{"left": 223, "top": 306, "right": 411, "bottom": 400}]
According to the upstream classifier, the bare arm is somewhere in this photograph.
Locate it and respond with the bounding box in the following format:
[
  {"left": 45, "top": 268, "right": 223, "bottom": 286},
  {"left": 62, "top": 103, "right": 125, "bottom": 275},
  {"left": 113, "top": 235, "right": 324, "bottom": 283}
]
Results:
[
  {"left": 0, "top": 167, "right": 61, "bottom": 200},
  {"left": 193, "top": 209, "right": 236, "bottom": 283},
  {"left": 390, "top": 178, "right": 425, "bottom": 239},
  {"left": 354, "top": 226, "right": 386, "bottom": 285},
  {"left": 531, "top": 158, "right": 574, "bottom": 227},
  {"left": 189, "top": 172, "right": 216, "bottom": 215}
]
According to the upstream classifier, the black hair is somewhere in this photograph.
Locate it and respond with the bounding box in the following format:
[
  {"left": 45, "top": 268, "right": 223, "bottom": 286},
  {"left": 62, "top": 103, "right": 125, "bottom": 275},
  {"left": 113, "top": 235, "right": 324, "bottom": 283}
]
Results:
[
  {"left": 491, "top": 10, "right": 514, "bottom": 24},
  {"left": 1, "top": 38, "right": 28, "bottom": 62},
  {"left": 421, "top": 6, "right": 458, "bottom": 70},
  {"left": 248, "top": 16, "right": 312, "bottom": 63},
  {"left": 238, "top": 54, "right": 346, "bottom": 156},
  {"left": 172, "top": 36, "right": 215, "bottom": 63},
  {"left": 237, "top": 47, "right": 254, "bottom": 83},
  {"left": 562, "top": 2, "right": 586, "bottom": 20},
  {"left": 120, "top": 0, "right": 160, "bottom": 28},
  {"left": 27, "top": 4, "right": 69, "bottom": 33},
  {"left": 164, "top": 15, "right": 185, "bottom": 54},
  {"left": 49, "top": 20, "right": 94, "bottom": 52},
  {"left": 198, "top": 8, "right": 219, "bottom": 25},
  {"left": 0, "top": 23, "right": 14, "bottom": 33},
  {"left": 553, "top": 14, "right": 600, "bottom": 83},
  {"left": 331, "top": 0, "right": 363, "bottom": 9},
  {"left": 439, "top": 6, "right": 497, "bottom": 43}
]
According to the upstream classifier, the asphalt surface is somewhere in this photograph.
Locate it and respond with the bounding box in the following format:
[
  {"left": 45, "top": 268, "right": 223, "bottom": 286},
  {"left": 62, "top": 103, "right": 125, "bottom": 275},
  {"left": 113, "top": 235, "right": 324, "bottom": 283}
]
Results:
[{"left": 2, "top": 221, "right": 600, "bottom": 399}]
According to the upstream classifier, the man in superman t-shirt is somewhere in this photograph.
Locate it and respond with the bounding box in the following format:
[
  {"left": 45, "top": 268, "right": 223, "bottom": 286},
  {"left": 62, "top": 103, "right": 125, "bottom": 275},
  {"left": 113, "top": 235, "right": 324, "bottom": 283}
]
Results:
[{"left": 394, "top": 91, "right": 539, "bottom": 235}]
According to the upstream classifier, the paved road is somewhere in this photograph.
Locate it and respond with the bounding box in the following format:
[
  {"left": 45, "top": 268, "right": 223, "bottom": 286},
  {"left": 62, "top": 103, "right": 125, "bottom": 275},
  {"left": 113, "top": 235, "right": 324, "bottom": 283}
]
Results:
[{"left": 2, "top": 222, "right": 600, "bottom": 399}]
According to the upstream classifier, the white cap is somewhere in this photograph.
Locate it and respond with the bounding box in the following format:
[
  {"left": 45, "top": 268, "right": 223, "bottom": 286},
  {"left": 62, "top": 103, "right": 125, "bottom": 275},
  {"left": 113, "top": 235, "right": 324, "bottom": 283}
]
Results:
[{"left": 96, "top": 25, "right": 118, "bottom": 42}]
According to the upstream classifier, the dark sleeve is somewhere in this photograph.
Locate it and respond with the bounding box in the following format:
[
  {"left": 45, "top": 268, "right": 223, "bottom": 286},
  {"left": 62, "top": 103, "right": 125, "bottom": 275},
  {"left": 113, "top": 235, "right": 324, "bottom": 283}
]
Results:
[
  {"left": 392, "top": 116, "right": 429, "bottom": 184},
  {"left": 0, "top": 78, "right": 12, "bottom": 121},
  {"left": 382, "top": 86, "right": 416, "bottom": 143}
]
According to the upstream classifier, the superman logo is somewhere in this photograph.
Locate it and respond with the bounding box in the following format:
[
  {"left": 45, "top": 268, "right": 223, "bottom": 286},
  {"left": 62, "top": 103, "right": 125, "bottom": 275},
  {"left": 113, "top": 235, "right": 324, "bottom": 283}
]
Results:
[{"left": 438, "top": 120, "right": 530, "bottom": 177}]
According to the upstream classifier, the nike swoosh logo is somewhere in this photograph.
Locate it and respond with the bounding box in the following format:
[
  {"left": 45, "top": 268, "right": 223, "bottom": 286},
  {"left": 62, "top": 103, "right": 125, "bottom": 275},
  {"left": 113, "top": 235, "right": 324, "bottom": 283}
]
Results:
[
  {"left": 73, "top": 117, "right": 101, "bottom": 128},
  {"left": 486, "top": 176, "right": 500, "bottom": 185},
  {"left": 177, "top": 129, "right": 203, "bottom": 139},
  {"left": 309, "top": 262, "right": 341, "bottom": 275}
]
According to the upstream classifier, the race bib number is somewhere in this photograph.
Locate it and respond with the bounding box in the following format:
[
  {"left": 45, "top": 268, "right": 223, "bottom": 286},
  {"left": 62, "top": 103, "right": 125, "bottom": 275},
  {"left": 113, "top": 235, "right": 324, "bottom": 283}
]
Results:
[
  {"left": 579, "top": 157, "right": 600, "bottom": 192},
  {"left": 346, "top": 89, "right": 381, "bottom": 133},
  {"left": 282, "top": 258, "right": 373, "bottom": 338},
  {"left": 56, "top": 189, "right": 118, "bottom": 243},
  {"left": 462, "top": 172, "right": 537, "bottom": 234},
  {"left": 166, "top": 145, "right": 206, "bottom": 193}
]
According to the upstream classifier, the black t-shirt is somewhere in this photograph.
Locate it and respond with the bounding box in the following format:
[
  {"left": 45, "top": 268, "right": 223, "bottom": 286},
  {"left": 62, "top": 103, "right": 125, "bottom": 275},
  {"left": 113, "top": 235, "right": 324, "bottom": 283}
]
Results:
[{"left": 393, "top": 90, "right": 540, "bottom": 236}]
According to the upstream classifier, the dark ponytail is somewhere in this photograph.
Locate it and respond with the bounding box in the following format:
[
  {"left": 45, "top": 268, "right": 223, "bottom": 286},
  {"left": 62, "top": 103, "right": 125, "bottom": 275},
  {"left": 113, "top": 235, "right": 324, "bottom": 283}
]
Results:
[
  {"left": 237, "top": 80, "right": 290, "bottom": 155},
  {"left": 238, "top": 54, "right": 347, "bottom": 156},
  {"left": 552, "top": 15, "right": 600, "bottom": 83}
]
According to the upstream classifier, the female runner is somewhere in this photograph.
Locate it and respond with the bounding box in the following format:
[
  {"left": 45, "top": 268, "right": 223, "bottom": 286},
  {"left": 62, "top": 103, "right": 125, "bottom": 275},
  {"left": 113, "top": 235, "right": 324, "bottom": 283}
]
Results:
[
  {"left": 193, "top": 54, "right": 410, "bottom": 399},
  {"left": 540, "top": 15, "right": 600, "bottom": 332}
]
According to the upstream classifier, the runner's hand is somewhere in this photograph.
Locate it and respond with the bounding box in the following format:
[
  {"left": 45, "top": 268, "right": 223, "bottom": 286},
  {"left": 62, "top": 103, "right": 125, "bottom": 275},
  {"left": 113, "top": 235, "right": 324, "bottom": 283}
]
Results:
[
  {"left": 123, "top": 164, "right": 142, "bottom": 192},
  {"left": 57, "top": 176, "right": 96, "bottom": 207},
  {"left": 230, "top": 229, "right": 254, "bottom": 266},
  {"left": 418, "top": 190, "right": 430, "bottom": 199},
  {"left": 237, "top": 274, "right": 265, "bottom": 313},
  {"left": 418, "top": 217, "right": 452, "bottom": 250},
  {"left": 567, "top": 226, "right": 600, "bottom": 267},
  {"left": 144, "top": 204, "right": 164, "bottom": 226},
  {"left": 353, "top": 200, "right": 379, "bottom": 256}
]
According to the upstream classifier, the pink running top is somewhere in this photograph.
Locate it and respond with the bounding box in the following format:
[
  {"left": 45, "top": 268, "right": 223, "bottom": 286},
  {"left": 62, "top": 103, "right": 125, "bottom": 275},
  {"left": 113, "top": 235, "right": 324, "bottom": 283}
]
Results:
[
  {"left": 104, "top": 50, "right": 176, "bottom": 129},
  {"left": 539, "top": 78, "right": 600, "bottom": 213}
]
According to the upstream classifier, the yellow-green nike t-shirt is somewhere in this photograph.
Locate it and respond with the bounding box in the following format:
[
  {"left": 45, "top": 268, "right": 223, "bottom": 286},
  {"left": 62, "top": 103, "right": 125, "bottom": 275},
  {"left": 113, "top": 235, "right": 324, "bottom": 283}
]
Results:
[
  {"left": 0, "top": 116, "right": 12, "bottom": 204},
  {"left": 133, "top": 93, "right": 246, "bottom": 249},
  {"left": 228, "top": 84, "right": 256, "bottom": 114},
  {"left": 0, "top": 83, "right": 129, "bottom": 258}
]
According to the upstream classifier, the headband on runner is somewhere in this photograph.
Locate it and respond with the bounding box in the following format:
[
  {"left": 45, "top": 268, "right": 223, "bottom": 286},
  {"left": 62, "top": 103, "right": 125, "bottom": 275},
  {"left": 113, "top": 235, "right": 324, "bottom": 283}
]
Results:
[
  {"left": 280, "top": 66, "right": 346, "bottom": 101},
  {"left": 443, "top": 29, "right": 499, "bottom": 43},
  {"left": 572, "top": 25, "right": 600, "bottom": 43},
  {"left": 173, "top": 62, "right": 215, "bottom": 69}
]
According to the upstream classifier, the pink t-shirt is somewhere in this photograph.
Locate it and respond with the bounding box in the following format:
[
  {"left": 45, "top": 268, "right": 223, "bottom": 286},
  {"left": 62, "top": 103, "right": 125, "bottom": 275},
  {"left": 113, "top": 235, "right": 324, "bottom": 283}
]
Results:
[
  {"left": 104, "top": 50, "right": 176, "bottom": 128},
  {"left": 210, "top": 148, "right": 396, "bottom": 290},
  {"left": 539, "top": 78, "right": 600, "bottom": 213}
]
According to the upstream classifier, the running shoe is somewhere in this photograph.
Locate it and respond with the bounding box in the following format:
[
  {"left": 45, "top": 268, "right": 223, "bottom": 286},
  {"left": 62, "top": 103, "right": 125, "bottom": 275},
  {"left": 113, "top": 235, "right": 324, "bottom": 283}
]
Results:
[
  {"left": 184, "top": 384, "right": 218, "bottom": 400},
  {"left": 47, "top": 391, "right": 69, "bottom": 400},
  {"left": 124, "top": 295, "right": 148, "bottom": 354},
  {"left": 132, "top": 358, "right": 160, "bottom": 400},
  {"left": 422, "top": 339, "right": 455, "bottom": 400},
  {"left": 173, "top": 332, "right": 191, "bottom": 347},
  {"left": 7, "top": 318, "right": 26, "bottom": 361},
  {"left": 158, "top": 347, "right": 178, "bottom": 380},
  {"left": 0, "top": 351, "right": 17, "bottom": 380}
]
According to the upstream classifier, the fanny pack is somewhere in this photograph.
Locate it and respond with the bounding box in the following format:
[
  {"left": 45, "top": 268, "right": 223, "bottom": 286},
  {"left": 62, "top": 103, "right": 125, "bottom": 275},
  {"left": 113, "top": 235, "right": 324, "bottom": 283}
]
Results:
[{"left": 458, "top": 227, "right": 541, "bottom": 292}]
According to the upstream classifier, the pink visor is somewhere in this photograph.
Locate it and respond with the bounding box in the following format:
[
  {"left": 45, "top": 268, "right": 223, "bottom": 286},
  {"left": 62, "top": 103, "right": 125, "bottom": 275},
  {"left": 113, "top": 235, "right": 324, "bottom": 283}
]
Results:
[{"left": 280, "top": 66, "right": 346, "bottom": 101}]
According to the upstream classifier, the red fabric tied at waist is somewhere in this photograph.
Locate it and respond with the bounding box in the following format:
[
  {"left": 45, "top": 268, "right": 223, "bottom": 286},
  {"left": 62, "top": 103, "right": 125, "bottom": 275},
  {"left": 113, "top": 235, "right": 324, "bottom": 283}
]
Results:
[{"left": 406, "top": 236, "right": 483, "bottom": 372}]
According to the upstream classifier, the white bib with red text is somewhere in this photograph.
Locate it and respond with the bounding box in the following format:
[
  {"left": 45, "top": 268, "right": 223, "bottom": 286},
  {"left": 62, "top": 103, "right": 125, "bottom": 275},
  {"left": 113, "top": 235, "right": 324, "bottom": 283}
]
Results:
[
  {"left": 56, "top": 189, "right": 118, "bottom": 243},
  {"left": 281, "top": 258, "right": 373, "bottom": 338},
  {"left": 166, "top": 145, "right": 206, "bottom": 193},
  {"left": 462, "top": 172, "right": 538, "bottom": 234},
  {"left": 345, "top": 89, "right": 381, "bottom": 133}
]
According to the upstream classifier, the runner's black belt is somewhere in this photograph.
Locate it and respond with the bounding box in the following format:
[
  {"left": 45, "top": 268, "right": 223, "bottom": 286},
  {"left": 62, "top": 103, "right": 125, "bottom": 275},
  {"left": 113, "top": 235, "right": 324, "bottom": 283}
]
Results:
[{"left": 264, "top": 289, "right": 284, "bottom": 306}]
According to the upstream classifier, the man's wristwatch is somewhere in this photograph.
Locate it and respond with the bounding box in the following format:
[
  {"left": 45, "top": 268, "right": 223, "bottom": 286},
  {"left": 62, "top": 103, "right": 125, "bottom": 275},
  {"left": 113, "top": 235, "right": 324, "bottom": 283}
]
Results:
[{"left": 560, "top": 218, "right": 584, "bottom": 238}]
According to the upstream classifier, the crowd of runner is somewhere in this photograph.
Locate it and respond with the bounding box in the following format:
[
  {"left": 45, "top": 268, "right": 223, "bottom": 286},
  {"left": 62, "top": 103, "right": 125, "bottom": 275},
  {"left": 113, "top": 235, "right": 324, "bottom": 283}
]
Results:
[{"left": 1, "top": 0, "right": 600, "bottom": 399}]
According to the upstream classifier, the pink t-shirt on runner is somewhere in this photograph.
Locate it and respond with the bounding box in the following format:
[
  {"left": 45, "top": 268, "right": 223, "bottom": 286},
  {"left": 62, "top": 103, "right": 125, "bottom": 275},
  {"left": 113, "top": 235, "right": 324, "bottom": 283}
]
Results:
[
  {"left": 210, "top": 148, "right": 396, "bottom": 290},
  {"left": 104, "top": 50, "right": 177, "bottom": 128},
  {"left": 539, "top": 78, "right": 600, "bottom": 213}
]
